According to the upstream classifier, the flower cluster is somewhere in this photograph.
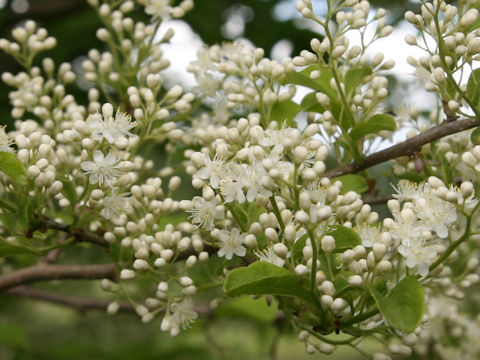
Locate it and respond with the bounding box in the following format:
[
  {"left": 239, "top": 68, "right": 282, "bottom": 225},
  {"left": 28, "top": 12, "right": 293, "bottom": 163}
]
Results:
[{"left": 0, "top": 0, "right": 480, "bottom": 359}]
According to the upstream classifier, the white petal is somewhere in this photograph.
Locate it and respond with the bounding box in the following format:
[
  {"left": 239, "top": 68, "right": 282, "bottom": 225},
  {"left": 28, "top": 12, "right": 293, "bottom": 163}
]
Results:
[{"left": 93, "top": 150, "right": 104, "bottom": 162}]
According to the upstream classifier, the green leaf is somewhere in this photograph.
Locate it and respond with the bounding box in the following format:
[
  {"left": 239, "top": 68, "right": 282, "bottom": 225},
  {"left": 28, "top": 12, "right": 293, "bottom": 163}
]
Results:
[
  {"left": 216, "top": 297, "right": 277, "bottom": 323},
  {"left": 270, "top": 100, "right": 302, "bottom": 126},
  {"left": 224, "top": 261, "right": 313, "bottom": 303},
  {"left": 0, "top": 152, "right": 27, "bottom": 186},
  {"left": 439, "top": 152, "right": 453, "bottom": 185},
  {"left": 466, "top": 68, "right": 480, "bottom": 107},
  {"left": 345, "top": 68, "right": 372, "bottom": 97},
  {"left": 58, "top": 175, "right": 77, "bottom": 205},
  {"left": 300, "top": 92, "right": 326, "bottom": 113},
  {"left": 369, "top": 275, "right": 425, "bottom": 333},
  {"left": 0, "top": 196, "right": 16, "bottom": 213},
  {"left": 471, "top": 126, "right": 480, "bottom": 145},
  {"left": 0, "top": 243, "right": 38, "bottom": 257},
  {"left": 292, "top": 233, "right": 309, "bottom": 260},
  {"left": 327, "top": 226, "right": 362, "bottom": 253},
  {"left": 332, "top": 174, "right": 368, "bottom": 194},
  {"left": 0, "top": 212, "right": 17, "bottom": 234},
  {"left": 282, "top": 66, "right": 324, "bottom": 90},
  {"left": 350, "top": 114, "right": 396, "bottom": 141}
]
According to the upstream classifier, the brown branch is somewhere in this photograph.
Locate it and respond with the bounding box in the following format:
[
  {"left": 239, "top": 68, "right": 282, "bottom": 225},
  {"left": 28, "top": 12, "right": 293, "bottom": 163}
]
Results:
[
  {"left": 362, "top": 194, "right": 393, "bottom": 205},
  {"left": 325, "top": 118, "right": 480, "bottom": 178},
  {"left": 0, "top": 263, "right": 117, "bottom": 292},
  {"left": 41, "top": 216, "right": 109, "bottom": 248},
  {"left": 5, "top": 285, "right": 134, "bottom": 313}
]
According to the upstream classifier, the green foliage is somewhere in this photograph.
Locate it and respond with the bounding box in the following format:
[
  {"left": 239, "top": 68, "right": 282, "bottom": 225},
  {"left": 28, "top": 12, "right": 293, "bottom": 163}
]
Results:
[
  {"left": 344, "top": 68, "right": 372, "bottom": 97},
  {"left": 270, "top": 100, "right": 302, "bottom": 126},
  {"left": 327, "top": 226, "right": 362, "bottom": 253},
  {"left": 350, "top": 114, "right": 397, "bottom": 141},
  {"left": 332, "top": 174, "right": 369, "bottom": 194},
  {"left": 467, "top": 68, "right": 480, "bottom": 108},
  {"left": 369, "top": 276, "right": 425, "bottom": 333},
  {"left": 224, "top": 262, "right": 313, "bottom": 303},
  {"left": 0, "top": 152, "right": 27, "bottom": 186}
]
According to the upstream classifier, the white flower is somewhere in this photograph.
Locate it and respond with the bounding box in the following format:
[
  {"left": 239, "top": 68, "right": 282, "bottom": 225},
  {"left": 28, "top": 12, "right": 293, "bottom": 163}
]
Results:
[
  {"left": 193, "top": 73, "right": 220, "bottom": 98},
  {"left": 356, "top": 224, "right": 381, "bottom": 248},
  {"left": 306, "top": 181, "right": 329, "bottom": 205},
  {"left": 393, "top": 180, "right": 424, "bottom": 202},
  {"left": 254, "top": 247, "right": 285, "bottom": 267},
  {"left": 259, "top": 126, "right": 299, "bottom": 154},
  {"left": 219, "top": 164, "right": 247, "bottom": 203},
  {"left": 415, "top": 192, "right": 457, "bottom": 239},
  {"left": 195, "top": 154, "right": 227, "bottom": 189},
  {"left": 187, "top": 196, "right": 224, "bottom": 231},
  {"left": 0, "top": 126, "right": 14, "bottom": 153},
  {"left": 220, "top": 178, "right": 246, "bottom": 203},
  {"left": 217, "top": 228, "right": 247, "bottom": 260},
  {"left": 81, "top": 150, "right": 120, "bottom": 187},
  {"left": 102, "top": 189, "right": 130, "bottom": 219},
  {"left": 244, "top": 164, "right": 272, "bottom": 202},
  {"left": 145, "top": 0, "right": 171, "bottom": 19},
  {"left": 87, "top": 110, "right": 137, "bottom": 144},
  {"left": 398, "top": 239, "right": 437, "bottom": 277},
  {"left": 161, "top": 297, "right": 198, "bottom": 337}
]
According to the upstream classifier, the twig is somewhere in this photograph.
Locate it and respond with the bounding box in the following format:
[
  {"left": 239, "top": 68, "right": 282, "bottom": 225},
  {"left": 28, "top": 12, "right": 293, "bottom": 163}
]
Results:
[
  {"left": 362, "top": 194, "right": 393, "bottom": 205},
  {"left": 325, "top": 118, "right": 480, "bottom": 178},
  {"left": 5, "top": 286, "right": 213, "bottom": 317},
  {"left": 41, "top": 215, "right": 109, "bottom": 247},
  {"left": 0, "top": 263, "right": 117, "bottom": 291},
  {"left": 5, "top": 285, "right": 135, "bottom": 313}
]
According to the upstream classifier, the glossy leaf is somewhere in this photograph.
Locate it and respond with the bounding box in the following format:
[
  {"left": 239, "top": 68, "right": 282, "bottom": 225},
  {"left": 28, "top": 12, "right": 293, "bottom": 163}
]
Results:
[
  {"left": 58, "top": 175, "right": 77, "bottom": 205},
  {"left": 327, "top": 226, "right": 362, "bottom": 253},
  {"left": 224, "top": 261, "right": 313, "bottom": 303},
  {"left": 300, "top": 92, "right": 326, "bottom": 113},
  {"left": 270, "top": 100, "right": 302, "bottom": 126},
  {"left": 369, "top": 275, "right": 425, "bottom": 333},
  {"left": 471, "top": 126, "right": 480, "bottom": 145},
  {"left": 345, "top": 68, "right": 372, "bottom": 96},
  {"left": 0, "top": 152, "right": 27, "bottom": 186},
  {"left": 350, "top": 114, "right": 396, "bottom": 141},
  {"left": 332, "top": 174, "right": 369, "bottom": 194},
  {"left": 466, "top": 68, "right": 480, "bottom": 107}
]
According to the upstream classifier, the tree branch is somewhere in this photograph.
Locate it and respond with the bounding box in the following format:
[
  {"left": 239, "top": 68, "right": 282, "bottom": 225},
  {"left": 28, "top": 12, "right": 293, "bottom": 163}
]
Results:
[
  {"left": 0, "top": 263, "right": 117, "bottom": 292},
  {"left": 41, "top": 216, "right": 109, "bottom": 247},
  {"left": 325, "top": 118, "right": 480, "bottom": 179},
  {"left": 5, "top": 285, "right": 134, "bottom": 313}
]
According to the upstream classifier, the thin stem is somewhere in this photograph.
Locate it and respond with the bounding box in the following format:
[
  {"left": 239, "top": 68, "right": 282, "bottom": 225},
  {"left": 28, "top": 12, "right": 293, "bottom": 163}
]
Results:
[{"left": 270, "top": 195, "right": 285, "bottom": 233}]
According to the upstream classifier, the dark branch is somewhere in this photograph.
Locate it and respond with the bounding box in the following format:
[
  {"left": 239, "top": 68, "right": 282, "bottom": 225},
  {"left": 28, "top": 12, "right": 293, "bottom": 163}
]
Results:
[
  {"left": 5, "top": 285, "right": 213, "bottom": 317},
  {"left": 5, "top": 286, "right": 134, "bottom": 313},
  {"left": 0, "top": 263, "right": 117, "bottom": 292},
  {"left": 325, "top": 118, "right": 480, "bottom": 178},
  {"left": 41, "top": 216, "right": 109, "bottom": 247},
  {"left": 362, "top": 194, "right": 393, "bottom": 205}
]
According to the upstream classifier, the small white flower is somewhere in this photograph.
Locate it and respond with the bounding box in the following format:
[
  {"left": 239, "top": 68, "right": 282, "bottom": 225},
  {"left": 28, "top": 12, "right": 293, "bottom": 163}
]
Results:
[
  {"left": 195, "top": 154, "right": 227, "bottom": 189},
  {"left": 356, "top": 224, "right": 381, "bottom": 248},
  {"left": 0, "top": 126, "right": 14, "bottom": 153},
  {"left": 81, "top": 150, "right": 120, "bottom": 187},
  {"left": 161, "top": 297, "right": 198, "bottom": 337},
  {"left": 393, "top": 180, "right": 424, "bottom": 202},
  {"left": 187, "top": 196, "right": 224, "bottom": 231},
  {"left": 193, "top": 73, "right": 220, "bottom": 98},
  {"left": 220, "top": 178, "right": 246, "bottom": 203},
  {"left": 145, "top": 0, "right": 171, "bottom": 19},
  {"left": 87, "top": 110, "right": 137, "bottom": 144},
  {"left": 398, "top": 239, "right": 437, "bottom": 277},
  {"left": 102, "top": 189, "right": 131, "bottom": 219},
  {"left": 217, "top": 228, "right": 247, "bottom": 260},
  {"left": 254, "top": 247, "right": 285, "bottom": 267},
  {"left": 244, "top": 164, "right": 272, "bottom": 202}
]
